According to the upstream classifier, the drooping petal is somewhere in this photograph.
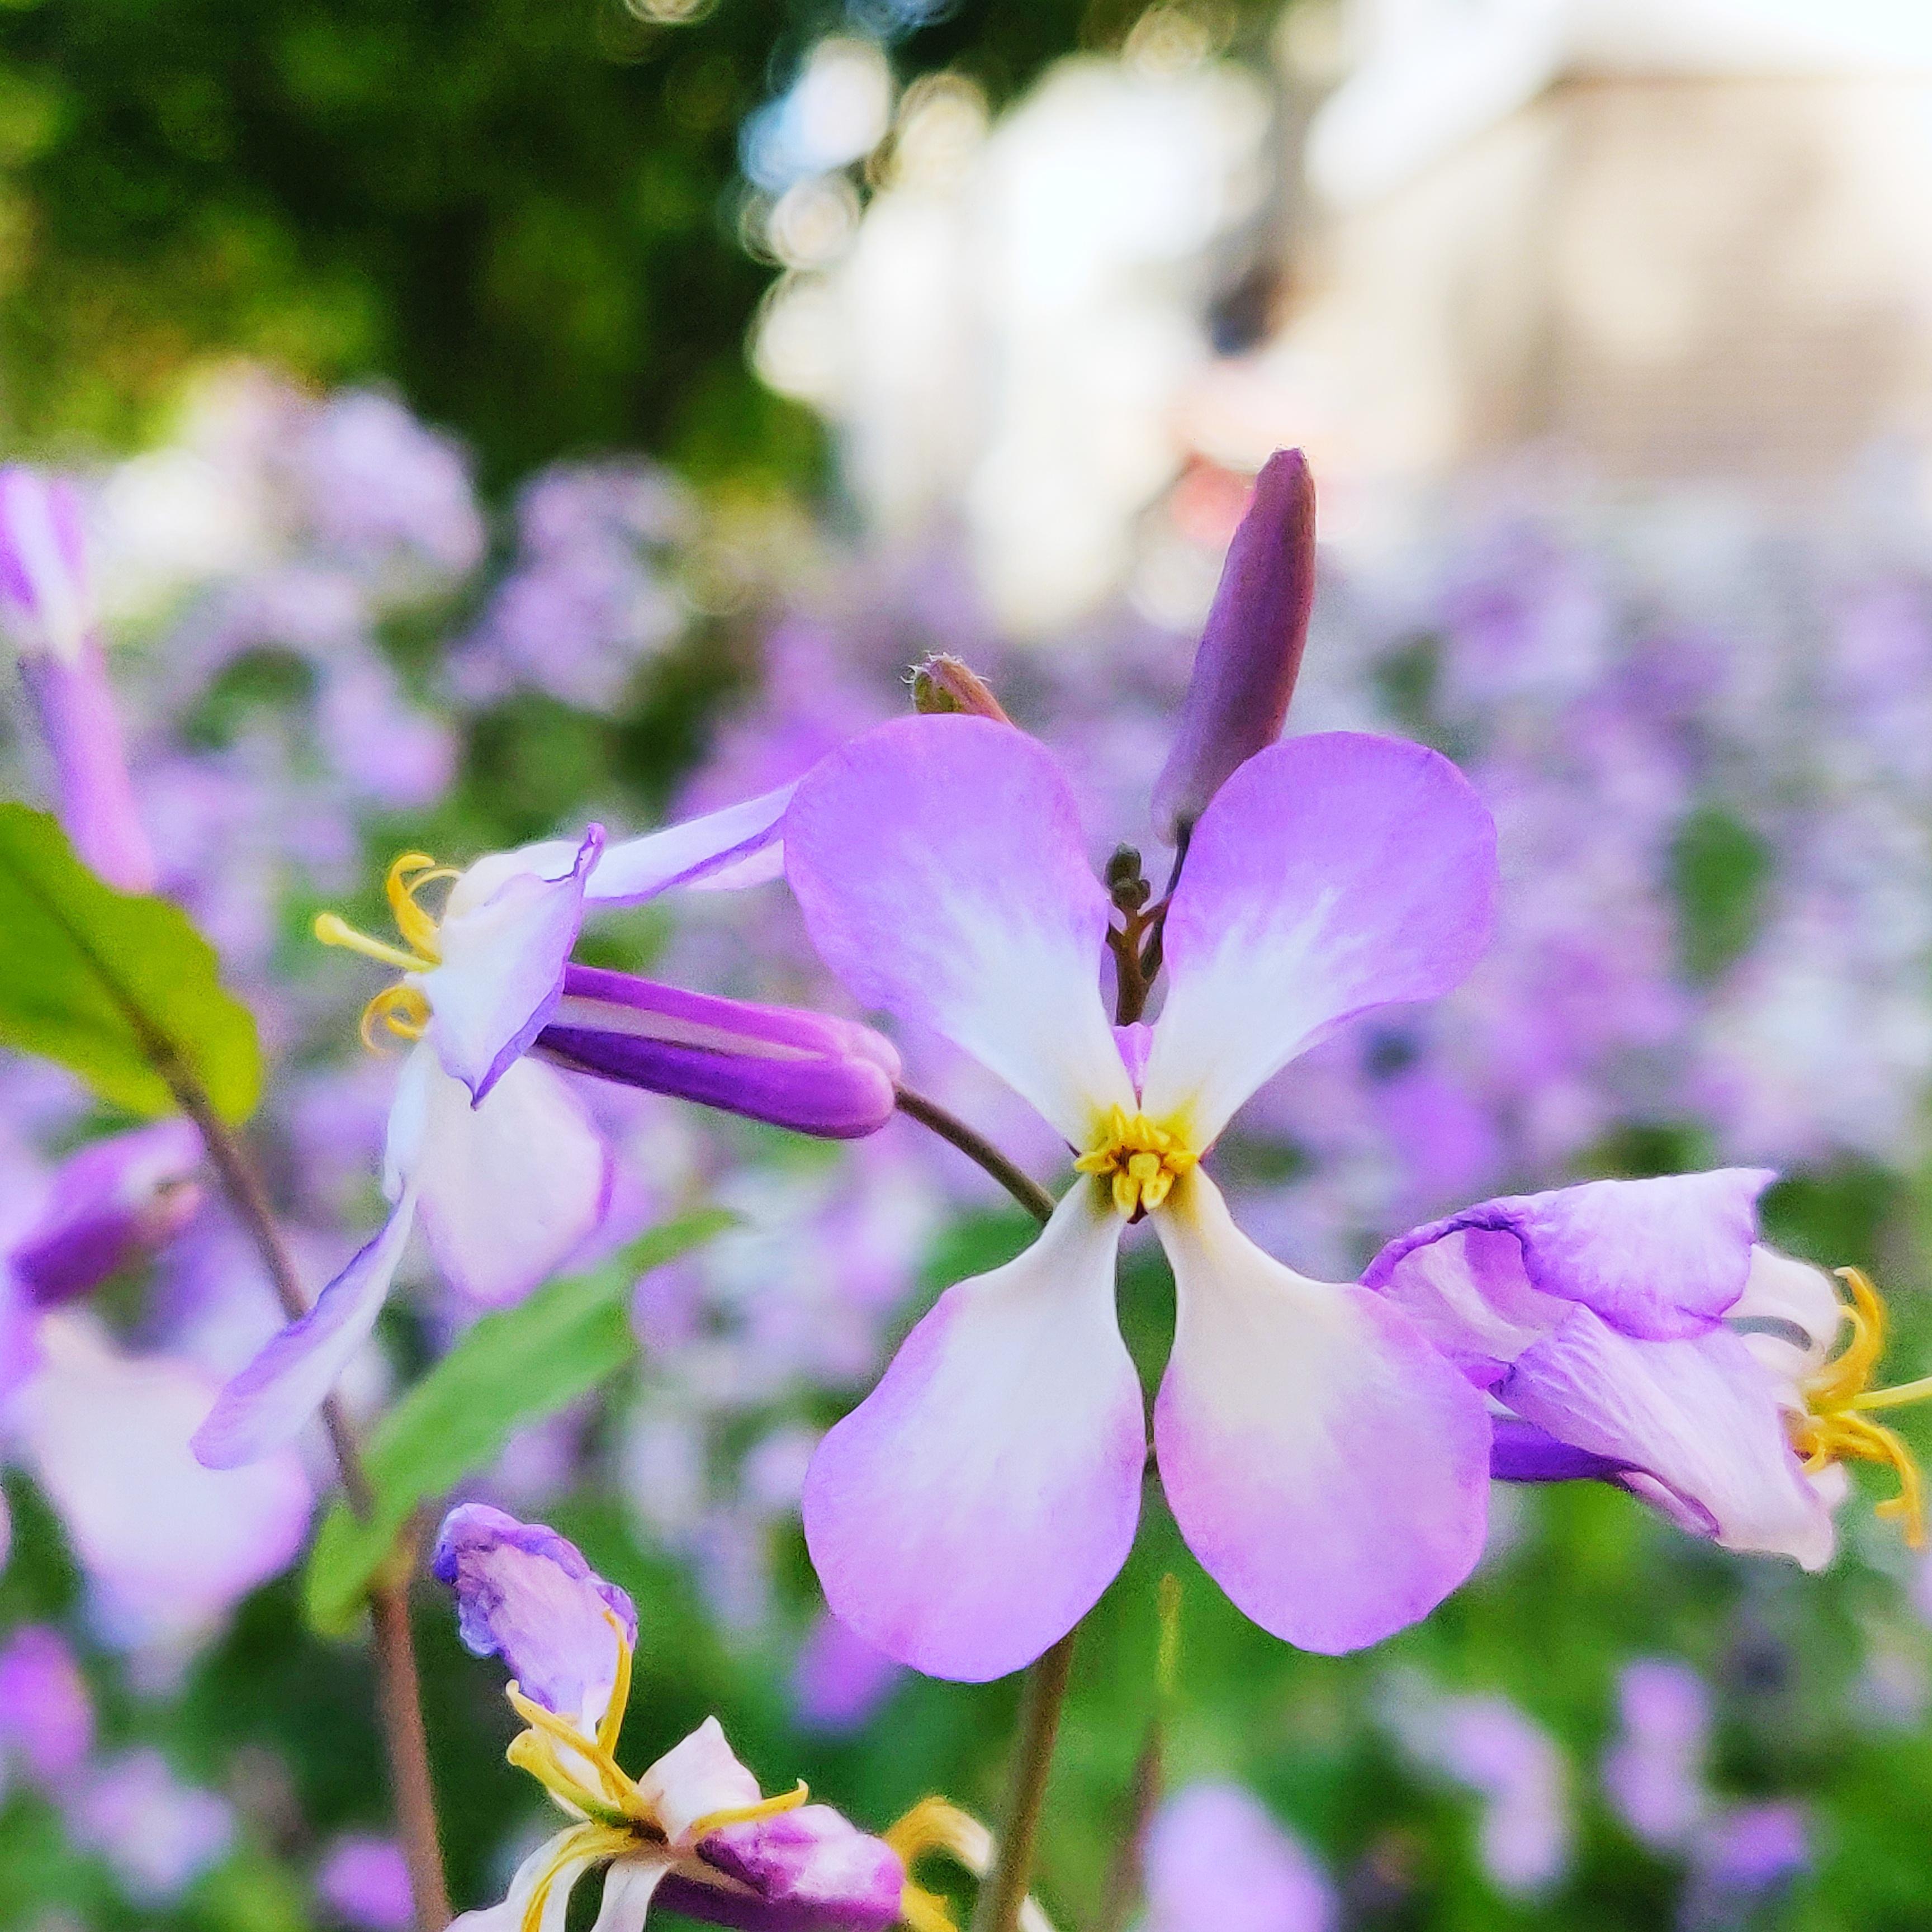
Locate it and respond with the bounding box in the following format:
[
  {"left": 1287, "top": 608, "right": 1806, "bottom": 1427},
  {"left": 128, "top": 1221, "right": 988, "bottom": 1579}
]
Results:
[
  {"left": 1367, "top": 1170, "right": 1777, "bottom": 1345},
  {"left": 1500, "top": 1304, "right": 1835, "bottom": 1569},
  {"left": 430, "top": 1504, "right": 637, "bottom": 1734},
  {"left": 1151, "top": 1171, "right": 1490, "bottom": 1654},
  {"left": 1151, "top": 449, "right": 1318, "bottom": 844},
  {"left": 18, "top": 1315, "right": 311, "bottom": 1641},
  {"left": 664, "top": 1805, "right": 906, "bottom": 1932},
  {"left": 1142, "top": 733, "right": 1497, "bottom": 1149},
  {"left": 634, "top": 1717, "right": 762, "bottom": 1846},
  {"left": 535, "top": 965, "right": 899, "bottom": 1139},
  {"left": 10, "top": 1117, "right": 202, "bottom": 1308},
  {"left": 449, "top": 1827, "right": 612, "bottom": 1932},
  {"left": 1141, "top": 1783, "right": 1337, "bottom": 1932},
  {"left": 425, "top": 826, "right": 605, "bottom": 1101},
  {"left": 589, "top": 784, "right": 795, "bottom": 904},
  {"left": 801, "top": 1185, "right": 1143, "bottom": 1680},
  {"left": 191, "top": 1196, "right": 414, "bottom": 1469},
  {"left": 784, "top": 716, "right": 1134, "bottom": 1145},
  {"left": 398, "top": 1048, "right": 610, "bottom": 1306}
]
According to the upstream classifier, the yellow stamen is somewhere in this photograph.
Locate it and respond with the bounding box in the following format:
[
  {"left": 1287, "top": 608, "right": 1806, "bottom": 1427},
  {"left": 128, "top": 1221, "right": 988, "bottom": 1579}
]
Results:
[
  {"left": 1792, "top": 1267, "right": 1930, "bottom": 1548},
  {"left": 386, "top": 852, "right": 458, "bottom": 962},
  {"left": 688, "top": 1781, "right": 809, "bottom": 1841},
  {"left": 314, "top": 911, "right": 435, "bottom": 976},
  {"left": 520, "top": 1822, "right": 636, "bottom": 1932},
  {"left": 1073, "top": 1106, "right": 1197, "bottom": 1218},
  {"left": 506, "top": 1731, "right": 633, "bottom": 1828},
  {"left": 507, "top": 1684, "right": 647, "bottom": 1816},
  {"left": 598, "top": 1611, "right": 634, "bottom": 1758},
  {"left": 358, "top": 984, "right": 430, "bottom": 1050},
  {"left": 899, "top": 1884, "right": 960, "bottom": 1932}
]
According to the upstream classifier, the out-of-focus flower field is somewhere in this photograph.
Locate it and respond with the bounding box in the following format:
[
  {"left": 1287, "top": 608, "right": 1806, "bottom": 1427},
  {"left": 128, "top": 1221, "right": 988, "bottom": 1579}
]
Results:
[{"left": 6, "top": 3, "right": 1932, "bottom": 1930}]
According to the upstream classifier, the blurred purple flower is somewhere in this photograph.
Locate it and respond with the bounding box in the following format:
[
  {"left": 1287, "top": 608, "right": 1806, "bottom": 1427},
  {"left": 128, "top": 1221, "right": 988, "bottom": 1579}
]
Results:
[
  {"left": 790, "top": 1608, "right": 905, "bottom": 1737},
  {"left": 1602, "top": 1658, "right": 1712, "bottom": 1852},
  {"left": 68, "top": 1747, "right": 235, "bottom": 1905},
  {"left": 316, "top": 1834, "right": 415, "bottom": 1932},
  {"left": 1680, "top": 1802, "right": 1810, "bottom": 1931},
  {"left": 0, "top": 1625, "right": 94, "bottom": 1789},
  {"left": 1141, "top": 1782, "right": 1336, "bottom": 1932}
]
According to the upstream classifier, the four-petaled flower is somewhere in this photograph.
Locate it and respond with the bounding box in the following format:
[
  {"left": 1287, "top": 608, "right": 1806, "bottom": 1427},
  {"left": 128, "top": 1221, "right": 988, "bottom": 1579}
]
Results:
[
  {"left": 433, "top": 1504, "right": 906, "bottom": 1932},
  {"left": 783, "top": 713, "right": 1500, "bottom": 1679}
]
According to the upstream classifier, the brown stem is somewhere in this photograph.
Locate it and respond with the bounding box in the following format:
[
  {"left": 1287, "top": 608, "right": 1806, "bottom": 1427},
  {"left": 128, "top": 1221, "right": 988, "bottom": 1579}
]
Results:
[
  {"left": 893, "top": 1085, "right": 1056, "bottom": 1225},
  {"left": 172, "top": 1079, "right": 447, "bottom": 1927},
  {"left": 1091, "top": 1723, "right": 1162, "bottom": 1932},
  {"left": 371, "top": 1578, "right": 454, "bottom": 1930},
  {"left": 968, "top": 1629, "right": 1076, "bottom": 1932}
]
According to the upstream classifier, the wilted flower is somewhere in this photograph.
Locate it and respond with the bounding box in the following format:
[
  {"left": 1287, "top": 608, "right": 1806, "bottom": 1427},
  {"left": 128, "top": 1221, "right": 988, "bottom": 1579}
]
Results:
[
  {"left": 432, "top": 1503, "right": 906, "bottom": 1932},
  {"left": 787, "top": 713, "right": 1497, "bottom": 1677}
]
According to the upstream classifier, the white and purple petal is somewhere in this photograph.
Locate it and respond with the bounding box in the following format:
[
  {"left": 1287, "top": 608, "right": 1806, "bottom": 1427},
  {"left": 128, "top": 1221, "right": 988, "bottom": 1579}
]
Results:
[
  {"left": 634, "top": 1717, "right": 762, "bottom": 1846},
  {"left": 397, "top": 1047, "right": 611, "bottom": 1306},
  {"left": 664, "top": 1805, "right": 906, "bottom": 1932},
  {"left": 801, "top": 1185, "right": 1143, "bottom": 1681},
  {"left": 191, "top": 1197, "right": 415, "bottom": 1469},
  {"left": 784, "top": 717, "right": 1134, "bottom": 1145},
  {"left": 1367, "top": 1170, "right": 1777, "bottom": 1345},
  {"left": 431, "top": 1503, "right": 637, "bottom": 1733},
  {"left": 1140, "top": 733, "right": 1497, "bottom": 1149},
  {"left": 1151, "top": 1171, "right": 1490, "bottom": 1655}
]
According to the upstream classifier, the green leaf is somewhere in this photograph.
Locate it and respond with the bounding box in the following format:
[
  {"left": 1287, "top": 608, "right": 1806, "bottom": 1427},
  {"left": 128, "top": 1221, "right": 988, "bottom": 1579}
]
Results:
[
  {"left": 0, "top": 803, "right": 262, "bottom": 1121},
  {"left": 302, "top": 1210, "right": 732, "bottom": 1635},
  {"left": 1670, "top": 803, "right": 1772, "bottom": 986}
]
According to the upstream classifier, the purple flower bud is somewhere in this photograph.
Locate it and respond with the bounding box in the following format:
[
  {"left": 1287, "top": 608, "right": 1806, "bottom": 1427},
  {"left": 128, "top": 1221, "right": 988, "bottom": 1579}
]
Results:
[
  {"left": 10, "top": 1119, "right": 203, "bottom": 1308},
  {"left": 534, "top": 964, "right": 901, "bottom": 1139},
  {"left": 0, "top": 467, "right": 157, "bottom": 892},
  {"left": 910, "top": 655, "right": 1012, "bottom": 723},
  {"left": 1152, "top": 449, "right": 1316, "bottom": 842}
]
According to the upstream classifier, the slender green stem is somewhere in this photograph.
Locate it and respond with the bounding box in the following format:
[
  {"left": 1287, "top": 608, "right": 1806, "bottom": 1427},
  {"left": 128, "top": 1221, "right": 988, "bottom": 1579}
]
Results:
[
  {"left": 894, "top": 1085, "right": 1056, "bottom": 1225},
  {"left": 172, "top": 1077, "right": 449, "bottom": 1929},
  {"left": 969, "top": 1629, "right": 1077, "bottom": 1932}
]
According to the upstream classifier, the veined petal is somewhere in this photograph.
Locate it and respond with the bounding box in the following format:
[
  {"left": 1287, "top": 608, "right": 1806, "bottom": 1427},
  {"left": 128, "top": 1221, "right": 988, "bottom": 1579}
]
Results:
[
  {"left": 1152, "top": 1171, "right": 1490, "bottom": 1654},
  {"left": 1141, "top": 733, "right": 1497, "bottom": 1149},
  {"left": 801, "top": 1185, "right": 1142, "bottom": 1681},
  {"left": 451, "top": 1826, "right": 613, "bottom": 1932},
  {"left": 192, "top": 1197, "right": 415, "bottom": 1469},
  {"left": 589, "top": 1859, "right": 672, "bottom": 1932},
  {"left": 636, "top": 1717, "right": 762, "bottom": 1847},
  {"left": 665, "top": 1806, "right": 906, "bottom": 1932},
  {"left": 398, "top": 1048, "right": 610, "bottom": 1306},
  {"left": 430, "top": 1504, "right": 637, "bottom": 1736},
  {"left": 426, "top": 826, "right": 604, "bottom": 1102},
  {"left": 784, "top": 716, "right": 1134, "bottom": 1146},
  {"left": 1367, "top": 1170, "right": 1777, "bottom": 1345},
  {"left": 1502, "top": 1306, "right": 1835, "bottom": 1569}
]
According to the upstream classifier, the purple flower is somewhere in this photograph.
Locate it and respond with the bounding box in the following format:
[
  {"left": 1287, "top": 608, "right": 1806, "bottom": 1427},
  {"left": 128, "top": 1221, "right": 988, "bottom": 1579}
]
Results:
[
  {"left": 196, "top": 787, "right": 798, "bottom": 1468},
  {"left": 790, "top": 1608, "right": 906, "bottom": 1736},
  {"left": 1152, "top": 449, "right": 1315, "bottom": 841},
  {"left": 67, "top": 1747, "right": 235, "bottom": 1905},
  {"left": 8, "top": 1119, "right": 203, "bottom": 1309},
  {"left": 0, "top": 466, "right": 157, "bottom": 891},
  {"left": 1141, "top": 1783, "right": 1337, "bottom": 1932},
  {"left": 1602, "top": 1659, "right": 1712, "bottom": 1852},
  {"left": 432, "top": 1505, "right": 905, "bottom": 1932},
  {"left": 1367, "top": 1176, "right": 1909, "bottom": 1565},
  {"left": 1680, "top": 1802, "right": 1809, "bottom": 1931},
  {"left": 0, "top": 1625, "right": 94, "bottom": 1789},
  {"left": 13, "top": 1314, "right": 312, "bottom": 1649},
  {"left": 785, "top": 716, "right": 1498, "bottom": 1678},
  {"left": 316, "top": 1835, "right": 415, "bottom": 1932}
]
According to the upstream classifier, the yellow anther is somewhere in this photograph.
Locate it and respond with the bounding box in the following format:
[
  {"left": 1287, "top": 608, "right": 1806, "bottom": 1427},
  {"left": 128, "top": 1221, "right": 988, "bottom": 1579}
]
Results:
[
  {"left": 688, "top": 1781, "right": 810, "bottom": 1841},
  {"left": 597, "top": 1611, "right": 634, "bottom": 1759},
  {"left": 1791, "top": 1266, "right": 1930, "bottom": 1548},
  {"left": 385, "top": 852, "right": 458, "bottom": 962},
  {"left": 358, "top": 984, "right": 430, "bottom": 1051},
  {"left": 520, "top": 1824, "right": 636, "bottom": 1932},
  {"left": 1076, "top": 1109, "right": 1197, "bottom": 1218},
  {"left": 506, "top": 1684, "right": 646, "bottom": 1816},
  {"left": 900, "top": 1884, "right": 960, "bottom": 1932},
  {"left": 505, "top": 1732, "right": 632, "bottom": 1829}
]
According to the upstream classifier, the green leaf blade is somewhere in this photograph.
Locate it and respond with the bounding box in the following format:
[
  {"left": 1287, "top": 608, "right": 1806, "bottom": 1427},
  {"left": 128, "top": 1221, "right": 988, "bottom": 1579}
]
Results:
[
  {"left": 302, "top": 1208, "right": 732, "bottom": 1635},
  {"left": 0, "top": 803, "right": 263, "bottom": 1121}
]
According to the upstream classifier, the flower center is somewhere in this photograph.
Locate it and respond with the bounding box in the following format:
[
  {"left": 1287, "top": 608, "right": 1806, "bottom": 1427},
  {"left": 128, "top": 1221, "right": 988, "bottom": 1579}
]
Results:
[
  {"left": 1789, "top": 1266, "right": 1930, "bottom": 1548},
  {"left": 1073, "top": 1105, "right": 1197, "bottom": 1217},
  {"left": 312, "top": 852, "right": 459, "bottom": 1049}
]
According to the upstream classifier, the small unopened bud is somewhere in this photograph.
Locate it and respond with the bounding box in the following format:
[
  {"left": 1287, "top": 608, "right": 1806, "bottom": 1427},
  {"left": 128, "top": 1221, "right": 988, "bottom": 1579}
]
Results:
[
  {"left": 910, "top": 655, "right": 1012, "bottom": 724},
  {"left": 1106, "top": 844, "right": 1149, "bottom": 911},
  {"left": 1151, "top": 449, "right": 1316, "bottom": 844},
  {"left": 536, "top": 964, "right": 902, "bottom": 1138}
]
